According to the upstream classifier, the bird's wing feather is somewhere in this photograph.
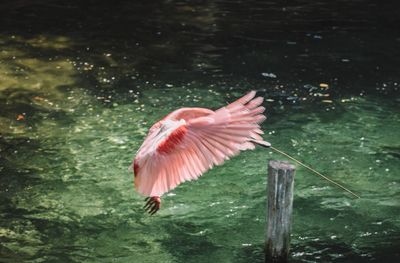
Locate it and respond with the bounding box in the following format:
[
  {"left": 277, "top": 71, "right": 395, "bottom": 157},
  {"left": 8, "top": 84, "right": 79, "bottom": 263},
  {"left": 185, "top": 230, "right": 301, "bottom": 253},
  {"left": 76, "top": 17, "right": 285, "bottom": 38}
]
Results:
[{"left": 134, "top": 91, "right": 266, "bottom": 196}]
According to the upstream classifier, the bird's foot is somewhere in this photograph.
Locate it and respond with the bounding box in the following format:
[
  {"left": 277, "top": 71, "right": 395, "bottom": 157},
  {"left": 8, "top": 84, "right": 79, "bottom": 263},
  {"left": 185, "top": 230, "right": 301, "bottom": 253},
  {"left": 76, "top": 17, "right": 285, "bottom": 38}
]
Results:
[{"left": 144, "top": 196, "right": 161, "bottom": 215}]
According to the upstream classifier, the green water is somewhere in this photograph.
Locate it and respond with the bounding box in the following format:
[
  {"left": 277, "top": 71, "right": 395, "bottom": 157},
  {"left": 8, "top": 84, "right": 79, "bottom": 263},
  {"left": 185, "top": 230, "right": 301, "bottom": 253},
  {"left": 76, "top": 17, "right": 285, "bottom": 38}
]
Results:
[{"left": 1, "top": 1, "right": 400, "bottom": 262}]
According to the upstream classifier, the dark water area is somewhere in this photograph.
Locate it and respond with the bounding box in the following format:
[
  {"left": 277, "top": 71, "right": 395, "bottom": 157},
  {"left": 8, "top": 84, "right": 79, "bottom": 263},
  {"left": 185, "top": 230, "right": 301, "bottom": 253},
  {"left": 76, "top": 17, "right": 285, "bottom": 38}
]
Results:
[
  {"left": 1, "top": 0, "right": 399, "bottom": 97},
  {"left": 0, "top": 1, "right": 399, "bottom": 262}
]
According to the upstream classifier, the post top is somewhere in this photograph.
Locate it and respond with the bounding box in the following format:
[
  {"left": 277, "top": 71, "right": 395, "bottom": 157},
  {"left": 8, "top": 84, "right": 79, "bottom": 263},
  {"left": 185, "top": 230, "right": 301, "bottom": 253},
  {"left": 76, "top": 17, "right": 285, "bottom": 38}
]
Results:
[{"left": 268, "top": 160, "right": 296, "bottom": 170}]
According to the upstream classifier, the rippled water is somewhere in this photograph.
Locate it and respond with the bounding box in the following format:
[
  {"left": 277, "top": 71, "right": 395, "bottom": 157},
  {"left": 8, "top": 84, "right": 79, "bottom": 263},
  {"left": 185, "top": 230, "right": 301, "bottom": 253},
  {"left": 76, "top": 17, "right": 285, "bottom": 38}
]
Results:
[{"left": 1, "top": 1, "right": 399, "bottom": 262}]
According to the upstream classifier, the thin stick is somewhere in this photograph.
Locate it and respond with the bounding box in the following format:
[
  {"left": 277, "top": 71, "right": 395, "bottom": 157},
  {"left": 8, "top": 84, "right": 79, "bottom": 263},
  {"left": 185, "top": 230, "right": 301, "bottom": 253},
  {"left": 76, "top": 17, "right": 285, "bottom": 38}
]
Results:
[
  {"left": 269, "top": 146, "right": 360, "bottom": 199},
  {"left": 251, "top": 140, "right": 360, "bottom": 198}
]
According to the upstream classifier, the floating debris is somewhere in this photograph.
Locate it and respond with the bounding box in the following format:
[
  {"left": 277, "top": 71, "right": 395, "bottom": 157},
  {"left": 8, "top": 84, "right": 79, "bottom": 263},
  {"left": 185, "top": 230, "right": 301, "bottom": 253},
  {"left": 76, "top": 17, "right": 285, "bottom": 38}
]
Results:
[
  {"left": 303, "top": 84, "right": 318, "bottom": 91},
  {"left": 33, "top": 96, "right": 44, "bottom": 101},
  {"left": 261, "top": 72, "right": 277, "bottom": 78},
  {"left": 314, "top": 93, "right": 330, "bottom": 97},
  {"left": 16, "top": 114, "right": 25, "bottom": 120},
  {"left": 319, "top": 83, "right": 329, "bottom": 88}
]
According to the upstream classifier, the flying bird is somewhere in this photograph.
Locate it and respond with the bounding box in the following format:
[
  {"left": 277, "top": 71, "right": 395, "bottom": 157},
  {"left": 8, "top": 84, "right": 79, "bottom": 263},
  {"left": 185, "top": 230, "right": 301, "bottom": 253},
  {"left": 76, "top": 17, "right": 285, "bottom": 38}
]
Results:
[{"left": 131, "top": 91, "right": 270, "bottom": 214}]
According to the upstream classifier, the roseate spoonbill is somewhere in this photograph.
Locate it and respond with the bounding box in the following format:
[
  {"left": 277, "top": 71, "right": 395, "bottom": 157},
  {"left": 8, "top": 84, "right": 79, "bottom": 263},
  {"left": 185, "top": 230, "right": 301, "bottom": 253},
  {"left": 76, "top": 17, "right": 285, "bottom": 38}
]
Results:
[
  {"left": 132, "top": 91, "right": 269, "bottom": 214},
  {"left": 131, "top": 91, "right": 359, "bottom": 215}
]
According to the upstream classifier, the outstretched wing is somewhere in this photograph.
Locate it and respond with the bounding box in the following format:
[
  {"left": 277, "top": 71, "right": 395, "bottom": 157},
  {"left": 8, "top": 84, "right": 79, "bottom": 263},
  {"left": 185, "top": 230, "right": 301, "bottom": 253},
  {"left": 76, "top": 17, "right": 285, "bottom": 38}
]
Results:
[{"left": 134, "top": 91, "right": 266, "bottom": 197}]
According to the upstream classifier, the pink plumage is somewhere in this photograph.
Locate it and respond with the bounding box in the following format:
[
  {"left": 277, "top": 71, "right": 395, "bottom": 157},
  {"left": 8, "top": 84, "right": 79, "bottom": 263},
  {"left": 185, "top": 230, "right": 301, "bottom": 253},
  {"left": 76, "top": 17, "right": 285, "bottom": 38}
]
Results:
[{"left": 132, "top": 91, "right": 268, "bottom": 199}]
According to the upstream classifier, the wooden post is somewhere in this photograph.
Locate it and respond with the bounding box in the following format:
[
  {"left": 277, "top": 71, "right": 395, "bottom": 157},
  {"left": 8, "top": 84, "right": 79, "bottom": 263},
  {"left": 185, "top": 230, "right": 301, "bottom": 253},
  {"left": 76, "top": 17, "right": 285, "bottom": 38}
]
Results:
[{"left": 266, "top": 160, "right": 295, "bottom": 263}]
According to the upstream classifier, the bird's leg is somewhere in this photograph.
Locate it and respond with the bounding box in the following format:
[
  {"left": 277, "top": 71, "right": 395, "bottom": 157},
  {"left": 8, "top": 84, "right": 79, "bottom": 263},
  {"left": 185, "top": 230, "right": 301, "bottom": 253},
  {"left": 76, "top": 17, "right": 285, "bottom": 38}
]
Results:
[{"left": 143, "top": 196, "right": 161, "bottom": 215}]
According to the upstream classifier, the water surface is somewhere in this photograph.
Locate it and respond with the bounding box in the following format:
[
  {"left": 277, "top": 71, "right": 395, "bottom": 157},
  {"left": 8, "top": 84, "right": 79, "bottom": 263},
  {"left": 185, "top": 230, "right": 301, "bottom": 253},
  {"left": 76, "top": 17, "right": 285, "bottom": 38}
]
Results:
[{"left": 0, "top": 1, "right": 399, "bottom": 262}]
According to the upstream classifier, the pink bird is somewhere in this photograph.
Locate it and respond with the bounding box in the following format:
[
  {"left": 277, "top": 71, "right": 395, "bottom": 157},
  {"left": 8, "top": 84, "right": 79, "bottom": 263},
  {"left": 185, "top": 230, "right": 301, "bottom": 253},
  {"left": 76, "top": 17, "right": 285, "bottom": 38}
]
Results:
[{"left": 131, "top": 91, "right": 271, "bottom": 214}]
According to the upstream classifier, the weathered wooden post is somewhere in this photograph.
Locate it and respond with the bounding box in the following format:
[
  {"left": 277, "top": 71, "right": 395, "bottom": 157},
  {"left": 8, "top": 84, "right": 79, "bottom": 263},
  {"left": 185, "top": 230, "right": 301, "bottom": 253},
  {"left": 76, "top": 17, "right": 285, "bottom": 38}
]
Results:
[{"left": 266, "top": 160, "right": 295, "bottom": 263}]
